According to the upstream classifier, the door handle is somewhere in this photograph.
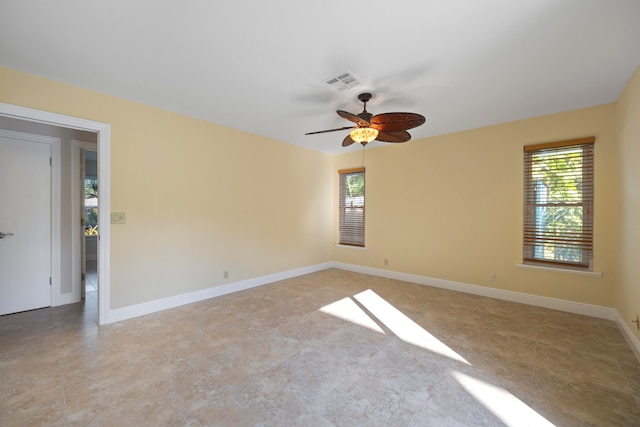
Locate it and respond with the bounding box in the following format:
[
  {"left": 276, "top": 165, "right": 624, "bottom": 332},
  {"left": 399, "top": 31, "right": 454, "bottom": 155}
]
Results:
[{"left": 0, "top": 232, "right": 14, "bottom": 239}]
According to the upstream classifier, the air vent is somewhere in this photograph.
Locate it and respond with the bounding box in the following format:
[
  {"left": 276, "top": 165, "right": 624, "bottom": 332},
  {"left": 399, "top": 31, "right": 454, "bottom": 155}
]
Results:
[{"left": 324, "top": 71, "right": 361, "bottom": 91}]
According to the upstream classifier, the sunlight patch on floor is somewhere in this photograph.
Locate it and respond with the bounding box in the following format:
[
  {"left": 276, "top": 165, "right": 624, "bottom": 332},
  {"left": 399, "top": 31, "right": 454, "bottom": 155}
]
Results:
[
  {"left": 319, "top": 296, "right": 385, "bottom": 334},
  {"left": 452, "top": 371, "right": 555, "bottom": 427},
  {"left": 353, "top": 289, "right": 470, "bottom": 365}
]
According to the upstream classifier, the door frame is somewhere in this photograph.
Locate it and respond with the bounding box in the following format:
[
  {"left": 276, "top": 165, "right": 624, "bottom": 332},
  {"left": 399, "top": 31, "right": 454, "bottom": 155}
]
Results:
[
  {"left": 0, "top": 128, "right": 59, "bottom": 310},
  {"left": 0, "top": 102, "right": 111, "bottom": 325}
]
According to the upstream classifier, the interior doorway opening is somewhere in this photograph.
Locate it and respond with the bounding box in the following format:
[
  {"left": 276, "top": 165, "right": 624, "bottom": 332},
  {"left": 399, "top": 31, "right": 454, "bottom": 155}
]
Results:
[
  {"left": 0, "top": 102, "right": 111, "bottom": 325},
  {"left": 82, "top": 149, "right": 98, "bottom": 304}
]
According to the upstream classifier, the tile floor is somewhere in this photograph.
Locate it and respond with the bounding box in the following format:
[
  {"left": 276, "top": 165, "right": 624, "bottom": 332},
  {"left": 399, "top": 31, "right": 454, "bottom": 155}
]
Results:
[
  {"left": 85, "top": 260, "right": 98, "bottom": 295},
  {"left": 1, "top": 269, "right": 640, "bottom": 426}
]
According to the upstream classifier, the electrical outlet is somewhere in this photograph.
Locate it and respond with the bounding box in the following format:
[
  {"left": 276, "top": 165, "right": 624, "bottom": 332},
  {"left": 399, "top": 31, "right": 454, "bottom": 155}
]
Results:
[
  {"left": 489, "top": 273, "right": 496, "bottom": 282},
  {"left": 223, "top": 270, "right": 229, "bottom": 279},
  {"left": 384, "top": 259, "right": 389, "bottom": 266}
]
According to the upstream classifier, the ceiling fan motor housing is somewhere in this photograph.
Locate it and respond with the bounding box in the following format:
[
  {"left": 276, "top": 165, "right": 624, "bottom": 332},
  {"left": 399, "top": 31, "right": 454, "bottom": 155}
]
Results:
[
  {"left": 358, "top": 92, "right": 373, "bottom": 103},
  {"left": 357, "top": 112, "right": 373, "bottom": 123}
]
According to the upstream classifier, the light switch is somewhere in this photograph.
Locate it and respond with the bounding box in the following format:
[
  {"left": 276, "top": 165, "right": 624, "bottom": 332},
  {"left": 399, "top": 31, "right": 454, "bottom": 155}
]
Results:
[{"left": 111, "top": 212, "right": 126, "bottom": 224}]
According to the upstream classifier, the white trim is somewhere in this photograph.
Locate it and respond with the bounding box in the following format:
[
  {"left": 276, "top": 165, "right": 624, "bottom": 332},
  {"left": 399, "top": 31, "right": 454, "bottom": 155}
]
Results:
[
  {"left": 332, "top": 262, "right": 616, "bottom": 320},
  {"left": 0, "top": 129, "right": 61, "bottom": 308},
  {"left": 99, "top": 254, "right": 637, "bottom": 363},
  {"left": 516, "top": 263, "right": 602, "bottom": 277},
  {"left": 0, "top": 128, "right": 58, "bottom": 144},
  {"left": 0, "top": 102, "right": 111, "bottom": 325},
  {"left": 71, "top": 140, "right": 97, "bottom": 303},
  {"left": 105, "top": 259, "right": 617, "bottom": 325},
  {"left": 51, "top": 137, "right": 62, "bottom": 306},
  {"left": 57, "top": 292, "right": 78, "bottom": 306},
  {"left": 616, "top": 310, "right": 640, "bottom": 362},
  {"left": 335, "top": 244, "right": 368, "bottom": 250},
  {"left": 97, "top": 126, "right": 110, "bottom": 326},
  {"left": 106, "top": 262, "right": 333, "bottom": 324}
]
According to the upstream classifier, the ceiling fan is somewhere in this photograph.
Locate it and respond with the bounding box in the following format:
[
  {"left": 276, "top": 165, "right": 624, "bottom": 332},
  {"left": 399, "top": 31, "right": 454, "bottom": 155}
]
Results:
[{"left": 305, "top": 92, "right": 426, "bottom": 147}]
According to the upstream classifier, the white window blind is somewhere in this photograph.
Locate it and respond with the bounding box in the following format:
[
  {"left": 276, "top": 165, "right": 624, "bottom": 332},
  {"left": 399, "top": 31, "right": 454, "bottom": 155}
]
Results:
[
  {"left": 339, "top": 167, "right": 365, "bottom": 247},
  {"left": 523, "top": 137, "right": 594, "bottom": 270}
]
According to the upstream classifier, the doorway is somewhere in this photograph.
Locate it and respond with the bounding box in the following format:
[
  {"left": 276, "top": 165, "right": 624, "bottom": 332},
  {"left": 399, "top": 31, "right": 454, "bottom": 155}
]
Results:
[
  {"left": 0, "top": 102, "right": 112, "bottom": 325},
  {"left": 81, "top": 148, "right": 98, "bottom": 304},
  {"left": 81, "top": 149, "right": 100, "bottom": 302}
]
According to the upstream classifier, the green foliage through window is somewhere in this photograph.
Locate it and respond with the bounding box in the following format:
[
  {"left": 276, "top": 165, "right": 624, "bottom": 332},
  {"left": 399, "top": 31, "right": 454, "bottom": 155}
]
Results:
[
  {"left": 523, "top": 139, "right": 594, "bottom": 269},
  {"left": 339, "top": 169, "right": 365, "bottom": 246}
]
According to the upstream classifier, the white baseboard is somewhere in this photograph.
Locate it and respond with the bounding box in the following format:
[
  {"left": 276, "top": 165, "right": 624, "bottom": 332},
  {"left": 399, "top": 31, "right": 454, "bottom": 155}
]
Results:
[
  {"left": 102, "top": 260, "right": 640, "bottom": 360},
  {"left": 331, "top": 262, "right": 617, "bottom": 320},
  {"left": 332, "top": 263, "right": 640, "bottom": 360},
  {"left": 615, "top": 311, "right": 640, "bottom": 362},
  {"left": 53, "top": 291, "right": 79, "bottom": 307},
  {"left": 105, "top": 262, "right": 333, "bottom": 324}
]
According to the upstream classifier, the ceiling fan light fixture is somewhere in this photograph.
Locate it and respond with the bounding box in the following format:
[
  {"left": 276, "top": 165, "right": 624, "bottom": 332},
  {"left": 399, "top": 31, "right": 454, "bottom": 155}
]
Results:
[
  {"left": 305, "top": 92, "right": 424, "bottom": 148},
  {"left": 350, "top": 127, "right": 378, "bottom": 144}
]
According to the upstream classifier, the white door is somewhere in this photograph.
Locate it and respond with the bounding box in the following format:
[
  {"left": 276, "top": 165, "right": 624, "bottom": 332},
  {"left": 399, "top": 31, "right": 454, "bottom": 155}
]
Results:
[{"left": 0, "top": 135, "right": 51, "bottom": 315}]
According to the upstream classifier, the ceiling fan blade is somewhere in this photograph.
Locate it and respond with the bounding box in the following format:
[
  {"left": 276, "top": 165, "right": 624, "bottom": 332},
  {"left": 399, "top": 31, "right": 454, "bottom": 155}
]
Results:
[
  {"left": 376, "top": 130, "right": 411, "bottom": 143},
  {"left": 305, "top": 126, "right": 355, "bottom": 135},
  {"left": 371, "top": 112, "right": 425, "bottom": 131},
  {"left": 337, "top": 110, "right": 371, "bottom": 127},
  {"left": 342, "top": 135, "right": 356, "bottom": 147}
]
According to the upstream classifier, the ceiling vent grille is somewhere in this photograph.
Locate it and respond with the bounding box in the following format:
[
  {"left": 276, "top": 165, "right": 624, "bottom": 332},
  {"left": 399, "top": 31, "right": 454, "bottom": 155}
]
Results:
[{"left": 324, "top": 72, "right": 361, "bottom": 91}]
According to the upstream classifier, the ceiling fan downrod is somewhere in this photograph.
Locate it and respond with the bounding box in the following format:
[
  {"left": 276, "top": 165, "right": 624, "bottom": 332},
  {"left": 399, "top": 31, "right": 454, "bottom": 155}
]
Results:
[{"left": 358, "top": 92, "right": 372, "bottom": 113}]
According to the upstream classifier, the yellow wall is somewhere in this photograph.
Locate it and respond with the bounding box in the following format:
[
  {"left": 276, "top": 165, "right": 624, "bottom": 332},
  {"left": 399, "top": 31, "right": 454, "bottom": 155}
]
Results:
[
  {"left": 0, "top": 65, "right": 628, "bottom": 313},
  {"left": 0, "top": 67, "right": 333, "bottom": 309},
  {"left": 333, "top": 103, "right": 618, "bottom": 307},
  {"left": 616, "top": 65, "right": 640, "bottom": 338}
]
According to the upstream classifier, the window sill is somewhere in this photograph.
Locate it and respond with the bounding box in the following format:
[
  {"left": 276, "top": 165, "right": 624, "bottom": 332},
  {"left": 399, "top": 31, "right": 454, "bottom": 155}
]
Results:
[
  {"left": 516, "top": 263, "right": 602, "bottom": 277},
  {"left": 336, "top": 244, "right": 368, "bottom": 250}
]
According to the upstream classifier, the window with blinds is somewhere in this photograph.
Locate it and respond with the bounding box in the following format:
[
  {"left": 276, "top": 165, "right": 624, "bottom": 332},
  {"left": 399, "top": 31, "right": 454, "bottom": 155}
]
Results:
[
  {"left": 523, "top": 137, "right": 594, "bottom": 270},
  {"left": 339, "top": 167, "right": 365, "bottom": 247}
]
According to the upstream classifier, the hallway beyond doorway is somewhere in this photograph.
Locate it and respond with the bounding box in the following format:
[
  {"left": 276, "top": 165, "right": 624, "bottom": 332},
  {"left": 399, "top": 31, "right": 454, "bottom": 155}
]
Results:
[{"left": 85, "top": 260, "right": 97, "bottom": 294}]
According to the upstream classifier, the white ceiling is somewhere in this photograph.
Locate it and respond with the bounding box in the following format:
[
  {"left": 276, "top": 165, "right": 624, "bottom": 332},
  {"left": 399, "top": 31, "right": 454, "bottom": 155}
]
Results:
[{"left": 1, "top": 1, "right": 639, "bottom": 154}]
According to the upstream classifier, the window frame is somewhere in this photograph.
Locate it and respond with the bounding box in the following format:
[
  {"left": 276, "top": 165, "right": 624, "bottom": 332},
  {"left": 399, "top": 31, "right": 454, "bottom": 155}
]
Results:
[
  {"left": 522, "top": 137, "right": 595, "bottom": 271},
  {"left": 338, "top": 167, "right": 365, "bottom": 247}
]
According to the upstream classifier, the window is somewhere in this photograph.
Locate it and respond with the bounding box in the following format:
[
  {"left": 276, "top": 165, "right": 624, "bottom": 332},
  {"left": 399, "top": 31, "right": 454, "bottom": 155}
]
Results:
[
  {"left": 523, "top": 137, "right": 594, "bottom": 270},
  {"left": 339, "top": 168, "right": 365, "bottom": 246}
]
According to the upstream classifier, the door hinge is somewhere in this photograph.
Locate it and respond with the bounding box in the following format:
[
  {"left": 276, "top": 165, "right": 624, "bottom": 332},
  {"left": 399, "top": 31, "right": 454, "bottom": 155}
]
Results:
[
  {"left": 81, "top": 273, "right": 85, "bottom": 281},
  {"left": 50, "top": 157, "right": 52, "bottom": 166},
  {"left": 49, "top": 277, "right": 52, "bottom": 286}
]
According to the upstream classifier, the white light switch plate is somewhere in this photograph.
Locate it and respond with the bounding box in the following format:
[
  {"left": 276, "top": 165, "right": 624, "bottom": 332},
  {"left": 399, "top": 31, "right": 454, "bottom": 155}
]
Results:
[{"left": 111, "top": 212, "right": 126, "bottom": 224}]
